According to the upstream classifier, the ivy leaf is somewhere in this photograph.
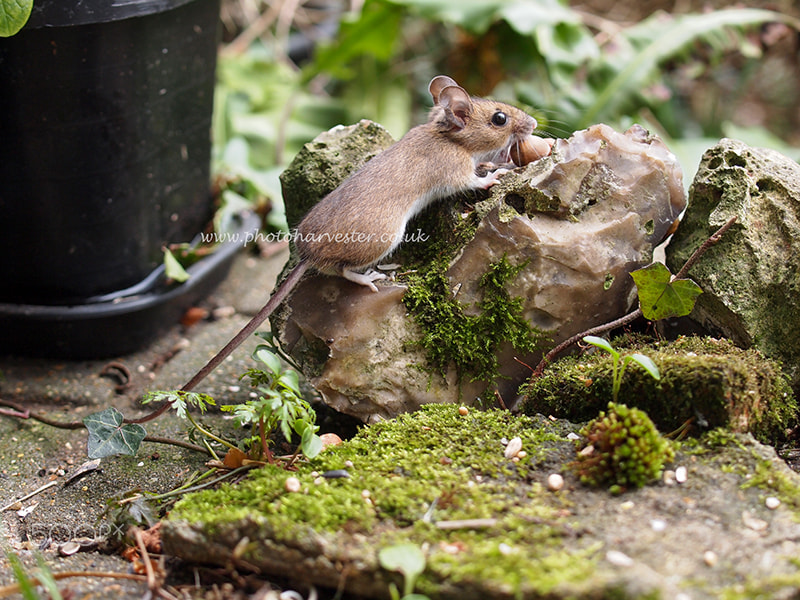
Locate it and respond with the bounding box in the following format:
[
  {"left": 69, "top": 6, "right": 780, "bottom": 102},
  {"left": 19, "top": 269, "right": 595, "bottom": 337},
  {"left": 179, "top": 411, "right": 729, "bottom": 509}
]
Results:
[
  {"left": 631, "top": 262, "right": 703, "bottom": 321},
  {"left": 83, "top": 408, "right": 147, "bottom": 459},
  {"left": 0, "top": 0, "right": 33, "bottom": 37}
]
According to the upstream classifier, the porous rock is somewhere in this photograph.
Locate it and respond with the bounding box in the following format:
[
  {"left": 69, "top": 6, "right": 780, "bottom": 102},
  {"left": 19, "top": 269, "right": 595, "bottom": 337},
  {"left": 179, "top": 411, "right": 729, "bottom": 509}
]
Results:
[
  {"left": 274, "top": 123, "right": 686, "bottom": 423},
  {"left": 665, "top": 138, "right": 800, "bottom": 390}
]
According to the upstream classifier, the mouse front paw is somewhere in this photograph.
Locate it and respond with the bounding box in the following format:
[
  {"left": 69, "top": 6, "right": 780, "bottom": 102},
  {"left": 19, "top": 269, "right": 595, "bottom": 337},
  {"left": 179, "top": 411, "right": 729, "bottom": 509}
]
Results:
[{"left": 475, "top": 167, "right": 510, "bottom": 189}]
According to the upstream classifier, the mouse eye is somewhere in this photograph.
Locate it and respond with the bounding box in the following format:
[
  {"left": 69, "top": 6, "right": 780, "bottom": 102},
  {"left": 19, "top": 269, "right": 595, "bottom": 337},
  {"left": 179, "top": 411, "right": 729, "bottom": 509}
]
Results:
[{"left": 491, "top": 111, "right": 508, "bottom": 126}]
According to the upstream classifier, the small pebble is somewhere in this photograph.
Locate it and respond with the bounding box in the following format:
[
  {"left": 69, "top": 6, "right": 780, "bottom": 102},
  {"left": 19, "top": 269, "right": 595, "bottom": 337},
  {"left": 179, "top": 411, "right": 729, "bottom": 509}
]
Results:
[
  {"left": 619, "top": 500, "right": 635, "bottom": 511},
  {"left": 321, "top": 469, "right": 350, "bottom": 479},
  {"left": 284, "top": 476, "right": 301, "bottom": 493},
  {"left": 765, "top": 496, "right": 781, "bottom": 510},
  {"left": 212, "top": 305, "right": 236, "bottom": 319},
  {"left": 663, "top": 469, "right": 676, "bottom": 485},
  {"left": 547, "top": 473, "right": 564, "bottom": 492},
  {"left": 675, "top": 465, "right": 688, "bottom": 483},
  {"left": 517, "top": 450, "right": 527, "bottom": 459},
  {"left": 606, "top": 550, "right": 634, "bottom": 567},
  {"left": 566, "top": 432, "right": 581, "bottom": 441},
  {"left": 504, "top": 437, "right": 523, "bottom": 459},
  {"left": 344, "top": 460, "right": 354, "bottom": 468},
  {"left": 703, "top": 550, "right": 718, "bottom": 567},
  {"left": 227, "top": 385, "right": 241, "bottom": 393},
  {"left": 458, "top": 406, "right": 469, "bottom": 416}
]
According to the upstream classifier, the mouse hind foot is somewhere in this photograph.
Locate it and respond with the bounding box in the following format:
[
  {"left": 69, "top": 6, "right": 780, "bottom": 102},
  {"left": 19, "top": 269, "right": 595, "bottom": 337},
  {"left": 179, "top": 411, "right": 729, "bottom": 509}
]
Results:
[{"left": 342, "top": 268, "right": 387, "bottom": 292}]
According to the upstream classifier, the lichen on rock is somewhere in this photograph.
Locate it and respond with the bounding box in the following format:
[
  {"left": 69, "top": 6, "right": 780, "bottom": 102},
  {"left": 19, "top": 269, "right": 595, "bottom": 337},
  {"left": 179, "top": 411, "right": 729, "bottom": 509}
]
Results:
[{"left": 665, "top": 138, "right": 800, "bottom": 391}]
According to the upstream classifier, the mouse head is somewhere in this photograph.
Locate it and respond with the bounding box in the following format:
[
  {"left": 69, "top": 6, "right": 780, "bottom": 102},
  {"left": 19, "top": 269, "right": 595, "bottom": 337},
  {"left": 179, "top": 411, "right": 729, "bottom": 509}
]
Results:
[{"left": 427, "top": 75, "right": 536, "bottom": 161}]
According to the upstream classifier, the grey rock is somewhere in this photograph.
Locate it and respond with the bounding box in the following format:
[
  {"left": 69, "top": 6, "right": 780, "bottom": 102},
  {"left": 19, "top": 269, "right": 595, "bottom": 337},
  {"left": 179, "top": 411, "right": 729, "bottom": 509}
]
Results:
[
  {"left": 665, "top": 138, "right": 800, "bottom": 389},
  {"left": 274, "top": 123, "right": 686, "bottom": 423}
]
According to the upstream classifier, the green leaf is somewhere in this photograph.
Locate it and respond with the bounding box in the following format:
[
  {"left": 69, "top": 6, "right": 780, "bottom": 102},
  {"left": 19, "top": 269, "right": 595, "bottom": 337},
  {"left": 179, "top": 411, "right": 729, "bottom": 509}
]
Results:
[
  {"left": 83, "top": 408, "right": 147, "bottom": 459},
  {"left": 255, "top": 347, "right": 282, "bottom": 375},
  {"left": 631, "top": 262, "right": 703, "bottom": 321},
  {"left": 0, "top": 0, "right": 33, "bottom": 37},
  {"left": 379, "top": 543, "right": 426, "bottom": 596},
  {"left": 5, "top": 550, "right": 38, "bottom": 600},
  {"left": 582, "top": 335, "right": 618, "bottom": 359},
  {"left": 301, "top": 429, "right": 323, "bottom": 459},
  {"left": 35, "top": 552, "right": 63, "bottom": 600},
  {"left": 627, "top": 353, "right": 661, "bottom": 381},
  {"left": 163, "top": 248, "right": 191, "bottom": 283}
]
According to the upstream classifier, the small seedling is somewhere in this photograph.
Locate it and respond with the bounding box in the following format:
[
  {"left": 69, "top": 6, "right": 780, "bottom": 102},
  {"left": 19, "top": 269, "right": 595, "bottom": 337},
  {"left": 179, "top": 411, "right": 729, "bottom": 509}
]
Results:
[
  {"left": 221, "top": 335, "right": 322, "bottom": 462},
  {"left": 582, "top": 335, "right": 660, "bottom": 402},
  {"left": 378, "top": 543, "right": 430, "bottom": 600}
]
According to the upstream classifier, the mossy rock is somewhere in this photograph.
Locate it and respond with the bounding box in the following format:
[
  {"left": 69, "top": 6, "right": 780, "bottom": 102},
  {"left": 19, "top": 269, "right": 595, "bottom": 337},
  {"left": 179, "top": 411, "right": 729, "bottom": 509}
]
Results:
[
  {"left": 519, "top": 336, "right": 797, "bottom": 444},
  {"left": 163, "top": 404, "right": 800, "bottom": 599}
]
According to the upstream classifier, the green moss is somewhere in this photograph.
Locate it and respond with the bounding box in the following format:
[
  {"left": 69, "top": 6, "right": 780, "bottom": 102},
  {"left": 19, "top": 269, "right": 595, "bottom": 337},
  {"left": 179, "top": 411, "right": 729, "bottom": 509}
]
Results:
[
  {"left": 169, "top": 405, "right": 603, "bottom": 596},
  {"left": 570, "top": 402, "right": 675, "bottom": 494},
  {"left": 402, "top": 255, "right": 547, "bottom": 386},
  {"left": 519, "top": 335, "right": 797, "bottom": 444}
]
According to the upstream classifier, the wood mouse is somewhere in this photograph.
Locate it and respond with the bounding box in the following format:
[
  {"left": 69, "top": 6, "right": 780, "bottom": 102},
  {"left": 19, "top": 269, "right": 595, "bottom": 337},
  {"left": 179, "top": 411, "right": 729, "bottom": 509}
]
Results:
[{"left": 180, "top": 75, "right": 536, "bottom": 392}]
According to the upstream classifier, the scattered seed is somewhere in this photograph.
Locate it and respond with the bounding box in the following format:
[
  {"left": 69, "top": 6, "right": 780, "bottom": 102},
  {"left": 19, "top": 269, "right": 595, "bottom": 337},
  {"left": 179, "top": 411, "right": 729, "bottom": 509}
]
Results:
[
  {"left": 703, "top": 550, "right": 718, "bottom": 567},
  {"left": 619, "top": 500, "right": 635, "bottom": 511},
  {"left": 498, "top": 543, "right": 514, "bottom": 556},
  {"left": 59, "top": 541, "right": 81, "bottom": 556},
  {"left": 742, "top": 511, "right": 768, "bottom": 532},
  {"left": 517, "top": 450, "right": 527, "bottom": 459},
  {"left": 284, "top": 477, "right": 301, "bottom": 493},
  {"left": 765, "top": 496, "right": 780, "bottom": 510},
  {"left": 504, "top": 437, "right": 523, "bottom": 459},
  {"left": 344, "top": 460, "right": 354, "bottom": 468},
  {"left": 663, "top": 470, "right": 677, "bottom": 485},
  {"left": 606, "top": 550, "right": 634, "bottom": 567},
  {"left": 361, "top": 490, "right": 371, "bottom": 499},
  {"left": 458, "top": 406, "right": 469, "bottom": 416},
  {"left": 675, "top": 466, "right": 688, "bottom": 483},
  {"left": 578, "top": 444, "right": 594, "bottom": 457},
  {"left": 650, "top": 519, "right": 667, "bottom": 532},
  {"left": 547, "top": 473, "right": 564, "bottom": 491}
]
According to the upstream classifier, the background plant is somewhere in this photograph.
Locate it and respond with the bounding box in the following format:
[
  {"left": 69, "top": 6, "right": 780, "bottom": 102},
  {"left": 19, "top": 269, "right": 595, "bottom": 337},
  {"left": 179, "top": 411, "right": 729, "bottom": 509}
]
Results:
[{"left": 213, "top": 0, "right": 800, "bottom": 216}]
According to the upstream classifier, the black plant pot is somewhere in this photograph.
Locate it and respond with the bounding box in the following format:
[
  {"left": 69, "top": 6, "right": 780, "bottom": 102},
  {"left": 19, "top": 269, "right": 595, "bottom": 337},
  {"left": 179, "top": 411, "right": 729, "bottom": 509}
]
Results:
[{"left": 0, "top": 0, "right": 233, "bottom": 358}]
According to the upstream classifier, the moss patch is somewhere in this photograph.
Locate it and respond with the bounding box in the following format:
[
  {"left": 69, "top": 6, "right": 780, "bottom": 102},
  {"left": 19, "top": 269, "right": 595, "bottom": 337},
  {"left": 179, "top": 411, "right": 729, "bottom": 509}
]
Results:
[
  {"left": 401, "top": 254, "right": 547, "bottom": 387},
  {"left": 166, "top": 405, "right": 605, "bottom": 598},
  {"left": 164, "top": 404, "right": 800, "bottom": 599},
  {"left": 519, "top": 335, "right": 797, "bottom": 444}
]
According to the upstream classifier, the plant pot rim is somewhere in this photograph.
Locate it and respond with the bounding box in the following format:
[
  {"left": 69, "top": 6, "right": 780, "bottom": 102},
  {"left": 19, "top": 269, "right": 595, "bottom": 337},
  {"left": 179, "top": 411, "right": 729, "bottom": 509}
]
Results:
[{"left": 27, "top": 0, "right": 200, "bottom": 28}]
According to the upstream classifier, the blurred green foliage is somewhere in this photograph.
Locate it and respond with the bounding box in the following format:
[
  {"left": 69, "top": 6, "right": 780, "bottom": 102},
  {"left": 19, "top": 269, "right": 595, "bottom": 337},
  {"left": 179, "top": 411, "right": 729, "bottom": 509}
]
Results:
[{"left": 213, "top": 0, "right": 800, "bottom": 211}]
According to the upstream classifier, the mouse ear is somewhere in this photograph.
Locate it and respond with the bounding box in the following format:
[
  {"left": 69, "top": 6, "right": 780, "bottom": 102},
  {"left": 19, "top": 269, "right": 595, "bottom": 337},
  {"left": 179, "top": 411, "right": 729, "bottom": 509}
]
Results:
[
  {"left": 428, "top": 75, "right": 460, "bottom": 104},
  {"left": 437, "top": 84, "right": 472, "bottom": 131}
]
